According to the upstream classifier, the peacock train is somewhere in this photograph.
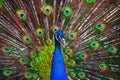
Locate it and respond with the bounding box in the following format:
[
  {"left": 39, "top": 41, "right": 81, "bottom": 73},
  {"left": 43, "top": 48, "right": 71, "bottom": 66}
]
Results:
[{"left": 0, "top": 0, "right": 120, "bottom": 80}]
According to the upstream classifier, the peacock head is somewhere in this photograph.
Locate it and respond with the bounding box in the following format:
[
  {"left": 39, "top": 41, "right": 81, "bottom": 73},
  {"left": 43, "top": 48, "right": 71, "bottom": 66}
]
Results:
[{"left": 54, "top": 30, "right": 65, "bottom": 46}]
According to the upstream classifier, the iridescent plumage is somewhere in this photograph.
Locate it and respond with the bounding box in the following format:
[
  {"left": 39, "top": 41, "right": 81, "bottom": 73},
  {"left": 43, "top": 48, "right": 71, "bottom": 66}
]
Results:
[{"left": 0, "top": 0, "right": 120, "bottom": 80}]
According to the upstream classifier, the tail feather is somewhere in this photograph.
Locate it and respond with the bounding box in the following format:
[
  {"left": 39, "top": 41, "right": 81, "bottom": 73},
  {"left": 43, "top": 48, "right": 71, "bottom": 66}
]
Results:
[{"left": 0, "top": 0, "right": 120, "bottom": 80}]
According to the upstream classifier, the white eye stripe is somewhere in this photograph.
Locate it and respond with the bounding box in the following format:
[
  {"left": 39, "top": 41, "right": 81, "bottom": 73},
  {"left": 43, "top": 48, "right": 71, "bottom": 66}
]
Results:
[
  {"left": 62, "top": 38, "right": 65, "bottom": 44},
  {"left": 55, "top": 34, "right": 60, "bottom": 43},
  {"left": 58, "top": 35, "right": 64, "bottom": 42},
  {"left": 59, "top": 36, "right": 62, "bottom": 40},
  {"left": 55, "top": 34, "right": 63, "bottom": 43},
  {"left": 59, "top": 36, "right": 64, "bottom": 45},
  {"left": 61, "top": 38, "right": 65, "bottom": 42},
  {"left": 55, "top": 35, "right": 58, "bottom": 41}
]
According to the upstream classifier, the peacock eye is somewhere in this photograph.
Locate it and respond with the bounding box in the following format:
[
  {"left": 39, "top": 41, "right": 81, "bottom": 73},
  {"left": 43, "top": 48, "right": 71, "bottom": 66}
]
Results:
[
  {"left": 52, "top": 25, "right": 59, "bottom": 34},
  {"left": 70, "top": 35, "right": 73, "bottom": 38},
  {"left": 62, "top": 6, "right": 72, "bottom": 18},
  {"left": 36, "top": 28, "right": 44, "bottom": 37},
  {"left": 41, "top": 5, "right": 53, "bottom": 15},
  {"left": 45, "top": 9, "right": 50, "bottom": 13},
  {"left": 24, "top": 71, "right": 32, "bottom": 79},
  {"left": 26, "top": 38, "right": 30, "bottom": 42},
  {"left": 16, "top": 10, "right": 27, "bottom": 20},
  {"left": 65, "top": 10, "right": 69, "bottom": 14},
  {"left": 78, "top": 53, "right": 87, "bottom": 60},
  {"left": 110, "top": 48, "right": 113, "bottom": 51},
  {"left": 92, "top": 43, "right": 96, "bottom": 46},
  {"left": 95, "top": 23, "right": 106, "bottom": 32},
  {"left": 98, "top": 62, "right": 108, "bottom": 71},
  {"left": 3, "top": 69, "right": 14, "bottom": 77},
  {"left": 98, "top": 24, "right": 101, "bottom": 28},
  {"left": 23, "top": 35, "right": 32, "bottom": 44},
  {"left": 68, "top": 32, "right": 76, "bottom": 40},
  {"left": 100, "top": 64, "right": 103, "bottom": 68},
  {"left": 89, "top": 41, "right": 100, "bottom": 50},
  {"left": 19, "top": 57, "right": 29, "bottom": 65},
  {"left": 108, "top": 46, "right": 118, "bottom": 55},
  {"left": 1, "top": 46, "right": 12, "bottom": 53},
  {"left": 64, "top": 48, "right": 73, "bottom": 57},
  {"left": 68, "top": 70, "right": 76, "bottom": 78},
  {"left": 81, "top": 54, "right": 84, "bottom": 58},
  {"left": 80, "top": 73, "right": 83, "bottom": 76},
  {"left": 78, "top": 72, "right": 86, "bottom": 79},
  {"left": 39, "top": 32, "right": 42, "bottom": 34},
  {"left": 20, "top": 14, "right": 25, "bottom": 18},
  {"left": 5, "top": 48, "right": 8, "bottom": 51}
]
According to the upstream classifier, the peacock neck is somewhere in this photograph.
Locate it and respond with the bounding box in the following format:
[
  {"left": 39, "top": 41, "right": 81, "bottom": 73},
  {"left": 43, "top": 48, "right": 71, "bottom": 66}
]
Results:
[
  {"left": 50, "top": 38, "right": 68, "bottom": 80},
  {"left": 55, "top": 38, "right": 61, "bottom": 48}
]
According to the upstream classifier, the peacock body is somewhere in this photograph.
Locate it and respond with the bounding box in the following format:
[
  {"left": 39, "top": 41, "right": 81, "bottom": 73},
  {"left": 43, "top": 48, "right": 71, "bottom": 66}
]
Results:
[
  {"left": 50, "top": 30, "right": 68, "bottom": 80},
  {"left": 0, "top": 0, "right": 120, "bottom": 80}
]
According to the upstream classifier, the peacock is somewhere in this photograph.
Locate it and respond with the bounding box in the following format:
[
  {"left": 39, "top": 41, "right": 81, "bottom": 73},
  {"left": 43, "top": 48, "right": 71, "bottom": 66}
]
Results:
[
  {"left": 0, "top": 0, "right": 120, "bottom": 80},
  {"left": 50, "top": 30, "right": 68, "bottom": 80}
]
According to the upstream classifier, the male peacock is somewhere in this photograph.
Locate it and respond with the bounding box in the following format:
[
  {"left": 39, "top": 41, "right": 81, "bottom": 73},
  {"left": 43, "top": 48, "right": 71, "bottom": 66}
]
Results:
[
  {"left": 50, "top": 30, "right": 68, "bottom": 80},
  {"left": 0, "top": 0, "right": 120, "bottom": 80}
]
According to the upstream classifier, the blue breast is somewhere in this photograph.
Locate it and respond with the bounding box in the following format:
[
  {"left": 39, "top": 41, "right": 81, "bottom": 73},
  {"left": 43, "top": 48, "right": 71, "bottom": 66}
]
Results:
[{"left": 50, "top": 45, "right": 68, "bottom": 80}]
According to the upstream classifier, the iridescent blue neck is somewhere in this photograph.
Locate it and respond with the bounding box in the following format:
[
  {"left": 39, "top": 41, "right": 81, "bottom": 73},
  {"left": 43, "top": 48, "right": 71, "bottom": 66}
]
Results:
[
  {"left": 54, "top": 38, "right": 60, "bottom": 48},
  {"left": 50, "top": 38, "right": 68, "bottom": 80}
]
